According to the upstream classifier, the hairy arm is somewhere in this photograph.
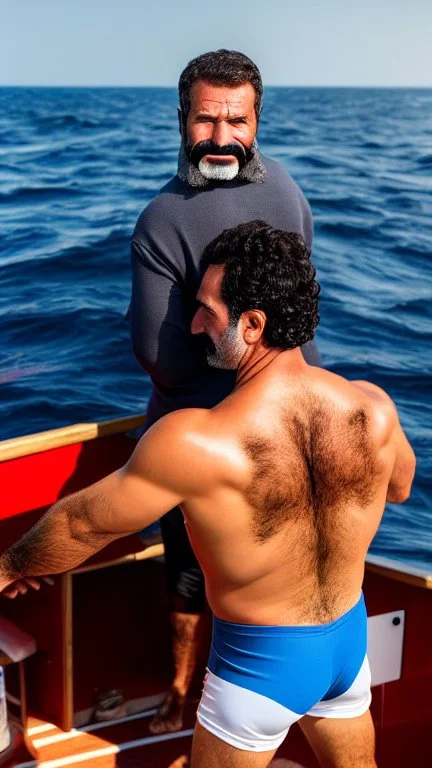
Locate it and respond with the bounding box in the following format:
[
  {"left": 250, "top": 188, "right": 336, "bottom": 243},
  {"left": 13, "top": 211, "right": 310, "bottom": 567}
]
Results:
[
  {"left": 353, "top": 380, "right": 416, "bottom": 503},
  {"left": 0, "top": 413, "right": 207, "bottom": 594}
]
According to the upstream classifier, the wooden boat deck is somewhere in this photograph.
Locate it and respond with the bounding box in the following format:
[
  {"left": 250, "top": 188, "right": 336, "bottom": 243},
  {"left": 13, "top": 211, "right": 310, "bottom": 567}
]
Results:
[
  {"left": 15, "top": 712, "right": 195, "bottom": 767},
  {"left": 14, "top": 710, "right": 318, "bottom": 767}
]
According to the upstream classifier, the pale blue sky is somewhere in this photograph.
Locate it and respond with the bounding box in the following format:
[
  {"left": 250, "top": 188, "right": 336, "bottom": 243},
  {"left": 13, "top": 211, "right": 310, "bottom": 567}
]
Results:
[{"left": 1, "top": 0, "right": 431, "bottom": 87}]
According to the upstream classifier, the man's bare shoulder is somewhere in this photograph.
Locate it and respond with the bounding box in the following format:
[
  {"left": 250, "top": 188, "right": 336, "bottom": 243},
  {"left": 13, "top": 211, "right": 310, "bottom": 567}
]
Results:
[
  {"left": 134, "top": 408, "right": 211, "bottom": 469},
  {"left": 304, "top": 368, "right": 398, "bottom": 445},
  {"left": 345, "top": 379, "right": 399, "bottom": 445},
  {"left": 131, "top": 409, "right": 244, "bottom": 498},
  {"left": 350, "top": 379, "right": 397, "bottom": 413}
]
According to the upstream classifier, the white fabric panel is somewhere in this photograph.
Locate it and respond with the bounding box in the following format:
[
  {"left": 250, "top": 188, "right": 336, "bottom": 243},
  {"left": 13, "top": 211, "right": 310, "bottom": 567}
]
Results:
[
  {"left": 307, "top": 656, "right": 372, "bottom": 719},
  {"left": 197, "top": 654, "right": 373, "bottom": 752},
  {"left": 197, "top": 669, "right": 298, "bottom": 752}
]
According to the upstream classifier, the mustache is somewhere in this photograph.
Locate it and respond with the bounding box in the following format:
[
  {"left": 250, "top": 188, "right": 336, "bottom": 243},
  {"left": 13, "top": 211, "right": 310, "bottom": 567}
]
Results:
[{"left": 189, "top": 140, "right": 250, "bottom": 169}]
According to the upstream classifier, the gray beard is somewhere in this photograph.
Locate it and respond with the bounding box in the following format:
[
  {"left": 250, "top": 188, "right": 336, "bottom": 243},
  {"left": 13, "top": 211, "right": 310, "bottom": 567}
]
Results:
[
  {"left": 206, "top": 321, "right": 247, "bottom": 370},
  {"left": 177, "top": 139, "right": 267, "bottom": 188}
]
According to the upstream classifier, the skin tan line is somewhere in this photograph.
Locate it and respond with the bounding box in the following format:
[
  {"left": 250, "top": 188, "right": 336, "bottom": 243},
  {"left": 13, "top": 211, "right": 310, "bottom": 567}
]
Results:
[{"left": 0, "top": 263, "right": 415, "bottom": 767}]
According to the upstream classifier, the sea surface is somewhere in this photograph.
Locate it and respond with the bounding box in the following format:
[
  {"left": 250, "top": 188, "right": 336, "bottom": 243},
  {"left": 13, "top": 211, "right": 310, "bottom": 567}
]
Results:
[{"left": 1, "top": 87, "right": 431, "bottom": 569}]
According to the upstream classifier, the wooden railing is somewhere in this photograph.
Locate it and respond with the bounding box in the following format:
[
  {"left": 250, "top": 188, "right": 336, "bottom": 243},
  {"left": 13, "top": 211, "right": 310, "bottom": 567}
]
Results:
[{"left": 0, "top": 413, "right": 146, "bottom": 462}]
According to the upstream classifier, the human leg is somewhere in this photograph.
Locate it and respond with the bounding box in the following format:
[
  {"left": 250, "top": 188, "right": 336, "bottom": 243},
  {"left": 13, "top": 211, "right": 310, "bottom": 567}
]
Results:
[
  {"left": 150, "top": 611, "right": 209, "bottom": 734},
  {"left": 300, "top": 627, "right": 374, "bottom": 768},
  {"left": 299, "top": 710, "right": 376, "bottom": 768},
  {"left": 149, "top": 508, "right": 208, "bottom": 734},
  {"left": 191, "top": 720, "right": 277, "bottom": 768}
]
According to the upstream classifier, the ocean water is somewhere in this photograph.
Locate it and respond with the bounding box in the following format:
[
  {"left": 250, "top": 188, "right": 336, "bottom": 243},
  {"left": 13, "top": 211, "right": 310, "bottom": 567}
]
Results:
[{"left": 1, "top": 87, "right": 431, "bottom": 570}]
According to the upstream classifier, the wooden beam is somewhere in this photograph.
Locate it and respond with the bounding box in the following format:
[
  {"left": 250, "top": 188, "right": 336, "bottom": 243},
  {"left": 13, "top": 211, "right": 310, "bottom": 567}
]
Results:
[
  {"left": 0, "top": 414, "right": 147, "bottom": 462},
  {"left": 365, "top": 553, "right": 432, "bottom": 590},
  {"left": 61, "top": 574, "right": 74, "bottom": 733},
  {"left": 72, "top": 544, "right": 164, "bottom": 575}
]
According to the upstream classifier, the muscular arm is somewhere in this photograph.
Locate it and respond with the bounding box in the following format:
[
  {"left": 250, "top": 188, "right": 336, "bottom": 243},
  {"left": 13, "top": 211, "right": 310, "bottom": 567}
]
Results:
[
  {"left": 354, "top": 380, "right": 416, "bottom": 503},
  {"left": 0, "top": 413, "right": 207, "bottom": 593},
  {"left": 386, "top": 412, "right": 416, "bottom": 503}
]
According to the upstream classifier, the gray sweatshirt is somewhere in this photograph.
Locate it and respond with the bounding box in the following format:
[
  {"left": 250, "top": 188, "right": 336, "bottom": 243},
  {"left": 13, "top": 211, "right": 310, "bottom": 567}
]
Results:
[{"left": 130, "top": 154, "right": 316, "bottom": 427}]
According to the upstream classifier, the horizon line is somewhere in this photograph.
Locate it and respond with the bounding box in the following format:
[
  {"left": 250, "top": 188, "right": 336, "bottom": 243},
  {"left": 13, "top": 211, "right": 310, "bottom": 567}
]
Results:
[{"left": 1, "top": 83, "right": 431, "bottom": 90}]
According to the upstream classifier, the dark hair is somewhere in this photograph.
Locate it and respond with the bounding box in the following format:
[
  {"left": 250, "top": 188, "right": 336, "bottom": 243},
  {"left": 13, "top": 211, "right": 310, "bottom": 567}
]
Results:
[
  {"left": 179, "top": 49, "right": 263, "bottom": 121},
  {"left": 202, "top": 220, "right": 320, "bottom": 349}
]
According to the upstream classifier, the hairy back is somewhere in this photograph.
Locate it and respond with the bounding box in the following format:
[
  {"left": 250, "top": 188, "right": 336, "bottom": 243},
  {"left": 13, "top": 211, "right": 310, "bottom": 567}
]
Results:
[{"left": 241, "top": 391, "right": 381, "bottom": 603}]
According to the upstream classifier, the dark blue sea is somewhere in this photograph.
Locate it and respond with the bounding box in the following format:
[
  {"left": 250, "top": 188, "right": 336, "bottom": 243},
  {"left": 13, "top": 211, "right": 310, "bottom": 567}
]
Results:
[{"left": 1, "top": 87, "right": 431, "bottom": 570}]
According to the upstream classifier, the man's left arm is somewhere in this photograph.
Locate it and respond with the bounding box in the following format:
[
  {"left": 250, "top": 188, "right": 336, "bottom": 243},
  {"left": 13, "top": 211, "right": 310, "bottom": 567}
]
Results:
[{"left": 0, "top": 418, "right": 188, "bottom": 595}]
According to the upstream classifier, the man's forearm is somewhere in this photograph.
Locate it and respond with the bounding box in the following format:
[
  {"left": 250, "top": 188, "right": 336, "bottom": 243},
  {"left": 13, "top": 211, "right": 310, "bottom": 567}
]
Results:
[{"left": 0, "top": 490, "right": 117, "bottom": 588}]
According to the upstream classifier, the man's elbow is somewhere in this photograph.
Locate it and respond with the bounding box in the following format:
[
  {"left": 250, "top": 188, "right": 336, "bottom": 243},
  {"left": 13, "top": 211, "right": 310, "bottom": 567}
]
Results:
[
  {"left": 386, "top": 486, "right": 412, "bottom": 504},
  {"left": 387, "top": 449, "right": 416, "bottom": 504},
  {"left": 386, "top": 467, "right": 416, "bottom": 503},
  {"left": 65, "top": 491, "right": 108, "bottom": 545}
]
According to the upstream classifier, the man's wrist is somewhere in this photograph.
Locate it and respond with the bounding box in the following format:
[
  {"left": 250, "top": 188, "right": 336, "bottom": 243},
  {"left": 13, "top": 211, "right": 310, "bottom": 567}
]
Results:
[{"left": 0, "top": 557, "right": 13, "bottom": 593}]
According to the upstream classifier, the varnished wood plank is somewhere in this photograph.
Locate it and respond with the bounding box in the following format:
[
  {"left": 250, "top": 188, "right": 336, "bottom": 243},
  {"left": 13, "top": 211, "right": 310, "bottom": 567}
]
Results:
[
  {"left": 72, "top": 543, "right": 164, "bottom": 574},
  {"left": 61, "top": 574, "right": 74, "bottom": 732},
  {"left": 365, "top": 553, "right": 432, "bottom": 590},
  {"left": 0, "top": 414, "right": 146, "bottom": 462}
]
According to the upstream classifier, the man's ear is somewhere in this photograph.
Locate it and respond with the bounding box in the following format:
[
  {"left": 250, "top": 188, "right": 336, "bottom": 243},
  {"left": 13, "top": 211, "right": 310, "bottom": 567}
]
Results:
[{"left": 243, "top": 310, "right": 266, "bottom": 344}]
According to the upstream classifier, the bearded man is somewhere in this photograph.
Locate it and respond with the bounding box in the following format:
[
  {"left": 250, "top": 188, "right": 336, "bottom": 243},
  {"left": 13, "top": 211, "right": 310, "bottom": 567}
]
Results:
[{"left": 130, "top": 49, "right": 318, "bottom": 733}]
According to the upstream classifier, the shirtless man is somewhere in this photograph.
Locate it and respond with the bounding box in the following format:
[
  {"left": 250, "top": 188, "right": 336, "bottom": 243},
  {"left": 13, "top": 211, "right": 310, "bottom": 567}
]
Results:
[{"left": 0, "top": 221, "right": 415, "bottom": 768}]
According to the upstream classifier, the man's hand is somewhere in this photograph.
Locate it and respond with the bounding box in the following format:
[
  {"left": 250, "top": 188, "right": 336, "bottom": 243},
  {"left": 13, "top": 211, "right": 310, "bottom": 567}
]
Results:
[{"left": 1, "top": 576, "right": 55, "bottom": 599}]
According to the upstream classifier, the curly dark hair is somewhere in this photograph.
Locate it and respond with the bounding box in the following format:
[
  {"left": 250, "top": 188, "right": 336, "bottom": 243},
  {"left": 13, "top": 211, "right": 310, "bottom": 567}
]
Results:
[
  {"left": 178, "top": 49, "right": 263, "bottom": 122},
  {"left": 202, "top": 220, "right": 320, "bottom": 349}
]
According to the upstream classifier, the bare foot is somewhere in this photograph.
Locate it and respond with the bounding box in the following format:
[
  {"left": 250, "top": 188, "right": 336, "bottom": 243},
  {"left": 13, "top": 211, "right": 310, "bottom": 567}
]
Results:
[{"left": 148, "top": 689, "right": 185, "bottom": 734}]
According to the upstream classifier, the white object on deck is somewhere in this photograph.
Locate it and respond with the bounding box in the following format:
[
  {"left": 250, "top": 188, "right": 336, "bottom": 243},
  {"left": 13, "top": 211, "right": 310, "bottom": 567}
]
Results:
[
  {"left": 0, "top": 615, "right": 37, "bottom": 663},
  {"left": 367, "top": 610, "right": 405, "bottom": 686}
]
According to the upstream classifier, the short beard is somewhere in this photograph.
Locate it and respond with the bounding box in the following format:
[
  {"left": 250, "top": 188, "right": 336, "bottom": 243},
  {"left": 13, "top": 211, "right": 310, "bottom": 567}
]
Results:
[
  {"left": 177, "top": 139, "right": 267, "bottom": 189},
  {"left": 206, "top": 321, "right": 246, "bottom": 370},
  {"left": 198, "top": 157, "right": 240, "bottom": 182}
]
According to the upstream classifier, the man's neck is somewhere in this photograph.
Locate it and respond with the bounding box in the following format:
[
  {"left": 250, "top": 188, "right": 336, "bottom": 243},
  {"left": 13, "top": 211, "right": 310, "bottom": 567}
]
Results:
[
  {"left": 235, "top": 346, "right": 306, "bottom": 389},
  {"left": 177, "top": 140, "right": 267, "bottom": 189}
]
